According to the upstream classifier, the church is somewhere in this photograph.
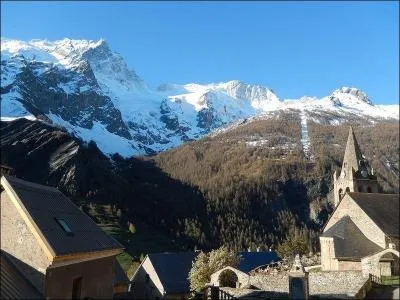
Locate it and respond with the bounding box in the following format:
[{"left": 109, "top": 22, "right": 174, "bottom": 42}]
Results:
[{"left": 320, "top": 127, "right": 399, "bottom": 277}]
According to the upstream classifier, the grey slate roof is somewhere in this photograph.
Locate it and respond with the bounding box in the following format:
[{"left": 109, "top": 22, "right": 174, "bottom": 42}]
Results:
[
  {"left": 0, "top": 251, "right": 43, "bottom": 299},
  {"left": 348, "top": 192, "right": 400, "bottom": 237},
  {"left": 2, "top": 175, "right": 123, "bottom": 256},
  {"left": 148, "top": 252, "right": 197, "bottom": 294},
  {"left": 238, "top": 251, "right": 281, "bottom": 273},
  {"left": 321, "top": 215, "right": 383, "bottom": 259}
]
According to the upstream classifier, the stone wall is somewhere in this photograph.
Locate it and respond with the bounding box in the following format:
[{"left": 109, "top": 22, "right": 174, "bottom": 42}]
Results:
[
  {"left": 320, "top": 237, "right": 338, "bottom": 271},
  {"left": 309, "top": 271, "right": 367, "bottom": 298},
  {"left": 243, "top": 271, "right": 368, "bottom": 299},
  {"left": 361, "top": 248, "right": 400, "bottom": 277},
  {"left": 210, "top": 267, "right": 250, "bottom": 288},
  {"left": 1, "top": 191, "right": 51, "bottom": 293},
  {"left": 337, "top": 261, "right": 362, "bottom": 271}
]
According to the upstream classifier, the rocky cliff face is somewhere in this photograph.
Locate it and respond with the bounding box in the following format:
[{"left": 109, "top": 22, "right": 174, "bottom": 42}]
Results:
[{"left": 1, "top": 38, "right": 398, "bottom": 157}]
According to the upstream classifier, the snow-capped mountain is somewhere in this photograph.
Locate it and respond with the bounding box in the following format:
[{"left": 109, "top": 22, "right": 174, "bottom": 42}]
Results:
[{"left": 1, "top": 38, "right": 398, "bottom": 157}]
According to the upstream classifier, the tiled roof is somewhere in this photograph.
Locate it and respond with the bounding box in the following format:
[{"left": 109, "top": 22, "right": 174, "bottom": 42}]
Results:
[
  {"left": 2, "top": 175, "right": 123, "bottom": 256},
  {"left": 0, "top": 251, "right": 43, "bottom": 299},
  {"left": 348, "top": 192, "right": 399, "bottom": 237},
  {"left": 321, "top": 215, "right": 383, "bottom": 259}
]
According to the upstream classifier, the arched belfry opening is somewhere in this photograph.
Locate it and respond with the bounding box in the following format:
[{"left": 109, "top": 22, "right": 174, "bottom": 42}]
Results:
[{"left": 339, "top": 189, "right": 344, "bottom": 201}]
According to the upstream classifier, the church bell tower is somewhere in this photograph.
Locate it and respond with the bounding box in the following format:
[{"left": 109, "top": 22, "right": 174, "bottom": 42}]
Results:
[{"left": 333, "top": 127, "right": 379, "bottom": 207}]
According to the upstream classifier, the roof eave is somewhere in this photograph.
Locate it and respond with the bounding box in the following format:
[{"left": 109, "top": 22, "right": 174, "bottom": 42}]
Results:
[{"left": 50, "top": 248, "right": 124, "bottom": 268}]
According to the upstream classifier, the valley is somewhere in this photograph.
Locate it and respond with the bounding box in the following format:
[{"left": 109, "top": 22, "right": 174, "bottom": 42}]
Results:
[{"left": 1, "top": 37, "right": 399, "bottom": 275}]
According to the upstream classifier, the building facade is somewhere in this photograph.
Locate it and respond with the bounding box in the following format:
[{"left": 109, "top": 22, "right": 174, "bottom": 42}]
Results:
[
  {"left": 1, "top": 175, "right": 124, "bottom": 299},
  {"left": 320, "top": 127, "right": 399, "bottom": 276},
  {"left": 332, "top": 127, "right": 379, "bottom": 207}
]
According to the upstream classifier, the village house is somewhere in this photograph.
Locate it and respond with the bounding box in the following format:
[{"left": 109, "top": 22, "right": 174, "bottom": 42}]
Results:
[
  {"left": 320, "top": 127, "right": 400, "bottom": 277},
  {"left": 129, "top": 252, "right": 197, "bottom": 299},
  {"left": 0, "top": 175, "right": 126, "bottom": 299}
]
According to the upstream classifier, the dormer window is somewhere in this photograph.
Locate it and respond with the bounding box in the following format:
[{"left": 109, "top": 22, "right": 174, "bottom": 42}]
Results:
[{"left": 55, "top": 217, "right": 73, "bottom": 235}]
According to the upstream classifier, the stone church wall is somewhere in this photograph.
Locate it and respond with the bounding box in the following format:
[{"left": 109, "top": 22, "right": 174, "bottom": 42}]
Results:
[
  {"left": 320, "top": 237, "right": 338, "bottom": 271},
  {"left": 337, "top": 261, "right": 362, "bottom": 271},
  {"left": 324, "top": 195, "right": 386, "bottom": 248}
]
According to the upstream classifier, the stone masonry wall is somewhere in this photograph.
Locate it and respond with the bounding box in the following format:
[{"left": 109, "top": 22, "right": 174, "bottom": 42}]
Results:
[
  {"left": 1, "top": 191, "right": 51, "bottom": 293},
  {"left": 247, "top": 271, "right": 368, "bottom": 299},
  {"left": 210, "top": 267, "right": 250, "bottom": 288},
  {"left": 324, "top": 194, "right": 386, "bottom": 248},
  {"left": 337, "top": 261, "right": 362, "bottom": 271},
  {"left": 320, "top": 237, "right": 338, "bottom": 271}
]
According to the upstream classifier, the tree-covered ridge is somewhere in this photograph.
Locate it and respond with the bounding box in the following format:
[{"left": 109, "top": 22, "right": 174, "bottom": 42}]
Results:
[
  {"left": 154, "top": 116, "right": 399, "bottom": 251},
  {"left": 1, "top": 116, "right": 398, "bottom": 268}
]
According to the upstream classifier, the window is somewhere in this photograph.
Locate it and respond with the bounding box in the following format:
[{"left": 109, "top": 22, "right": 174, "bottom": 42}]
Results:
[
  {"left": 55, "top": 217, "right": 73, "bottom": 235},
  {"left": 145, "top": 274, "right": 150, "bottom": 284},
  {"left": 72, "top": 277, "right": 82, "bottom": 299}
]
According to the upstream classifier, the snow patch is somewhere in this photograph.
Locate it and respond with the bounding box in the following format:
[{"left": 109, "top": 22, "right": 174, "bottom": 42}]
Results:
[{"left": 300, "top": 112, "right": 313, "bottom": 160}]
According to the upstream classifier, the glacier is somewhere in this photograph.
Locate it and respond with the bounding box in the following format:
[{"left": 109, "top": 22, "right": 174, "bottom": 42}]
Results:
[{"left": 1, "top": 38, "right": 399, "bottom": 157}]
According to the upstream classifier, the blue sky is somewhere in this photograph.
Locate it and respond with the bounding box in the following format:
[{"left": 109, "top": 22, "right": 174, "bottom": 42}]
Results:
[{"left": 1, "top": 1, "right": 399, "bottom": 104}]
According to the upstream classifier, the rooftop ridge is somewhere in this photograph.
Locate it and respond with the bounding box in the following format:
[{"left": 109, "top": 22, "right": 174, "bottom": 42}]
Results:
[{"left": 2, "top": 175, "right": 60, "bottom": 193}]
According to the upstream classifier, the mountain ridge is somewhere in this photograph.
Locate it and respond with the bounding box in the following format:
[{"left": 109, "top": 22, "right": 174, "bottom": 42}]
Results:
[{"left": 1, "top": 38, "right": 398, "bottom": 157}]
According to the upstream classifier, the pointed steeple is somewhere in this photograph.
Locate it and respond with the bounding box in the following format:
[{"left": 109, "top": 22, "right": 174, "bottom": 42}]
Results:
[{"left": 342, "top": 126, "right": 363, "bottom": 173}]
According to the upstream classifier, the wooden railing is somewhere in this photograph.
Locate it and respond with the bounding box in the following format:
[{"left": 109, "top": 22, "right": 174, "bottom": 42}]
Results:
[
  {"left": 369, "top": 273, "right": 381, "bottom": 285},
  {"left": 218, "top": 289, "right": 235, "bottom": 300},
  {"left": 202, "top": 286, "right": 235, "bottom": 300}
]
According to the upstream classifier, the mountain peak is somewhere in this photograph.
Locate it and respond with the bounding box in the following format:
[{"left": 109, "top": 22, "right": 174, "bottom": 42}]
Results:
[{"left": 331, "top": 86, "right": 372, "bottom": 105}]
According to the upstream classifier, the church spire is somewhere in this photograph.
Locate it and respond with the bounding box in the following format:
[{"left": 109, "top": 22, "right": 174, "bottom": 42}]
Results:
[{"left": 342, "top": 126, "right": 363, "bottom": 173}]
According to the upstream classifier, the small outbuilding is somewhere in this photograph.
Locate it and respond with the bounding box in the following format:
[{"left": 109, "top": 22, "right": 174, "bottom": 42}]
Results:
[
  {"left": 129, "top": 252, "right": 197, "bottom": 299},
  {"left": 210, "top": 251, "right": 280, "bottom": 288}
]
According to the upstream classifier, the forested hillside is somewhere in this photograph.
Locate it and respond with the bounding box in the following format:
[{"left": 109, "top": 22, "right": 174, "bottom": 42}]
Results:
[
  {"left": 154, "top": 112, "right": 399, "bottom": 251},
  {"left": 1, "top": 115, "right": 398, "bottom": 265}
]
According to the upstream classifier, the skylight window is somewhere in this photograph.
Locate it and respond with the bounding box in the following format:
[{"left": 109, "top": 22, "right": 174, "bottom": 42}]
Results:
[{"left": 55, "top": 217, "right": 73, "bottom": 235}]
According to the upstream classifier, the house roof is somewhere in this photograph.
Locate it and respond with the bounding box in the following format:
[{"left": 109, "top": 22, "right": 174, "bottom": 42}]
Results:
[
  {"left": 1, "top": 175, "right": 123, "bottom": 256},
  {"left": 0, "top": 250, "right": 43, "bottom": 299},
  {"left": 321, "top": 215, "right": 384, "bottom": 259},
  {"left": 348, "top": 192, "right": 399, "bottom": 237},
  {"left": 147, "top": 252, "right": 197, "bottom": 294},
  {"left": 238, "top": 251, "right": 280, "bottom": 273}
]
